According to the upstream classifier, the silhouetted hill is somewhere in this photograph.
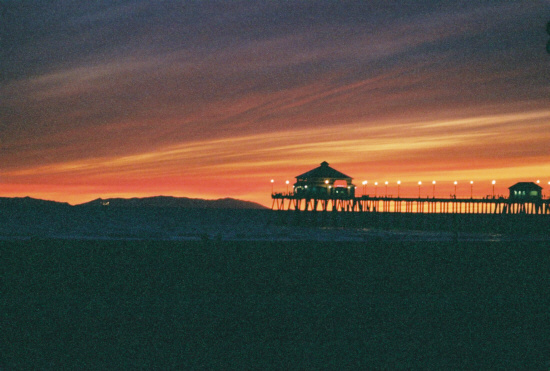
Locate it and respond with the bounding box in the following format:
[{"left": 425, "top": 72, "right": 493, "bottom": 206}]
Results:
[
  {"left": 0, "top": 195, "right": 269, "bottom": 239},
  {"left": 77, "top": 196, "right": 267, "bottom": 209},
  {"left": 0, "top": 196, "right": 70, "bottom": 209}
]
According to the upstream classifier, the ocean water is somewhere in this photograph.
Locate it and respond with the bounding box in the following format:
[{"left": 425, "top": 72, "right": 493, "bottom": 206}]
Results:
[
  {"left": 2, "top": 239, "right": 549, "bottom": 369},
  {"left": 2, "top": 206, "right": 548, "bottom": 242}
]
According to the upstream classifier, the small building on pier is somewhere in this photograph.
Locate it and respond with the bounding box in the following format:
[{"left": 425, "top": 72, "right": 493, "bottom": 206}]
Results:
[
  {"left": 293, "top": 161, "right": 356, "bottom": 198},
  {"left": 509, "top": 182, "right": 543, "bottom": 199}
]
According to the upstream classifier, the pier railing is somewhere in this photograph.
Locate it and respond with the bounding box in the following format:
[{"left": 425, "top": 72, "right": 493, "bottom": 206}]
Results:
[{"left": 271, "top": 193, "right": 550, "bottom": 215}]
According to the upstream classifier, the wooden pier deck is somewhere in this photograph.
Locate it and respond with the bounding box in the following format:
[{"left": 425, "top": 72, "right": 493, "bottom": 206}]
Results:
[{"left": 272, "top": 194, "right": 550, "bottom": 215}]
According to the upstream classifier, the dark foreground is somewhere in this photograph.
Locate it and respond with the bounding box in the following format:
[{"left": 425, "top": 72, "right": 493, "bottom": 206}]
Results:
[{"left": 2, "top": 239, "right": 549, "bottom": 369}]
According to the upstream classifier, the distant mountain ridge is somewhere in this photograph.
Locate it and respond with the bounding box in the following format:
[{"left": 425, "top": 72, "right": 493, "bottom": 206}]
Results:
[
  {"left": 78, "top": 196, "right": 267, "bottom": 209},
  {"left": 0, "top": 196, "right": 266, "bottom": 209},
  {"left": 0, "top": 196, "right": 71, "bottom": 208},
  {"left": 0, "top": 195, "right": 270, "bottom": 239}
]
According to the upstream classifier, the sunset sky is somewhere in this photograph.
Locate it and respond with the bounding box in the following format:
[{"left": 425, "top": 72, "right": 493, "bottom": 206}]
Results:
[{"left": 1, "top": 0, "right": 549, "bottom": 206}]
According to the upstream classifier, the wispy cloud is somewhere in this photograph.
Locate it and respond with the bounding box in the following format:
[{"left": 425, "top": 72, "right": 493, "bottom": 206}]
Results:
[{"left": 6, "top": 109, "right": 548, "bottom": 179}]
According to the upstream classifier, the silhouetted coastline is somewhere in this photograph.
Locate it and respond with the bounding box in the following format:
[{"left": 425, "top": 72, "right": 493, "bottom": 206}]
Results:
[{"left": 1, "top": 196, "right": 549, "bottom": 241}]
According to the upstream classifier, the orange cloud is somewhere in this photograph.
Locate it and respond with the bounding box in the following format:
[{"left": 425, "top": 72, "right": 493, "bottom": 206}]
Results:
[{"left": 3, "top": 109, "right": 549, "bottom": 206}]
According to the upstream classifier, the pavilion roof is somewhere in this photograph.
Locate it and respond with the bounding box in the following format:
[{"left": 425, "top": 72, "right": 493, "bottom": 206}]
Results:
[
  {"left": 508, "top": 182, "right": 543, "bottom": 191},
  {"left": 295, "top": 161, "right": 353, "bottom": 180}
]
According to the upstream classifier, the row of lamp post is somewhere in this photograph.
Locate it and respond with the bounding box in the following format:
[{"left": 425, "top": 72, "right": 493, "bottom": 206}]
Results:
[
  {"left": 272, "top": 179, "right": 550, "bottom": 198},
  {"left": 358, "top": 179, "right": 500, "bottom": 198},
  {"left": 271, "top": 179, "right": 290, "bottom": 194}
]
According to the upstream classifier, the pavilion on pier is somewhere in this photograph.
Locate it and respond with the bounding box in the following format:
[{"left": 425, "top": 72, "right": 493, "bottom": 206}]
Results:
[
  {"left": 293, "top": 161, "right": 356, "bottom": 198},
  {"left": 509, "top": 182, "right": 543, "bottom": 199}
]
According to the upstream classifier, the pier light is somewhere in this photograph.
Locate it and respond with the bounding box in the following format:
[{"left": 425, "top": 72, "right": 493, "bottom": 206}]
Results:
[
  {"left": 470, "top": 180, "right": 474, "bottom": 198},
  {"left": 418, "top": 181, "right": 422, "bottom": 198},
  {"left": 362, "top": 180, "right": 367, "bottom": 196},
  {"left": 384, "top": 181, "right": 388, "bottom": 197},
  {"left": 397, "top": 180, "right": 401, "bottom": 198},
  {"left": 374, "top": 182, "right": 378, "bottom": 197},
  {"left": 454, "top": 181, "right": 457, "bottom": 197},
  {"left": 537, "top": 179, "right": 540, "bottom": 184},
  {"left": 492, "top": 180, "right": 496, "bottom": 198},
  {"left": 286, "top": 180, "right": 289, "bottom": 194},
  {"left": 271, "top": 179, "right": 274, "bottom": 194},
  {"left": 432, "top": 180, "right": 436, "bottom": 198}
]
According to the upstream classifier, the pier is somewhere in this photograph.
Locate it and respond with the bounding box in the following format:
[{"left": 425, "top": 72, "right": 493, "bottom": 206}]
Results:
[
  {"left": 272, "top": 194, "right": 550, "bottom": 215},
  {"left": 271, "top": 193, "right": 550, "bottom": 235},
  {"left": 271, "top": 161, "right": 550, "bottom": 217}
]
